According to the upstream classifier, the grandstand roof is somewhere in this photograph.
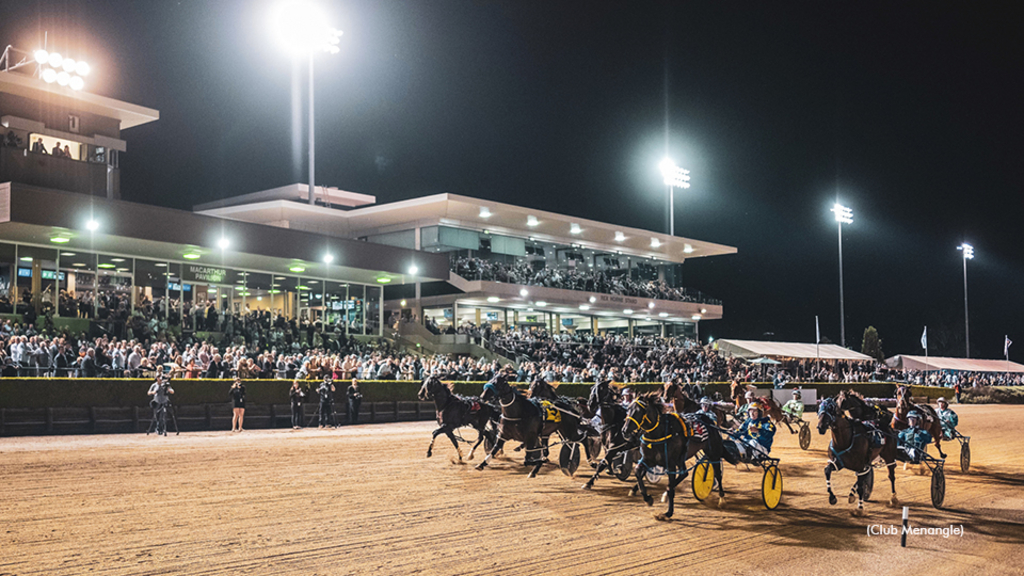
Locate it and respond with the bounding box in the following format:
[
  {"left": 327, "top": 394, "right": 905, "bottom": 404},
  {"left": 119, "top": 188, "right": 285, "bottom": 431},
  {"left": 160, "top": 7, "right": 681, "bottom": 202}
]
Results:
[
  {"left": 716, "top": 339, "right": 875, "bottom": 361},
  {"left": 195, "top": 190, "right": 737, "bottom": 265},
  {"left": 885, "top": 355, "right": 1024, "bottom": 373}
]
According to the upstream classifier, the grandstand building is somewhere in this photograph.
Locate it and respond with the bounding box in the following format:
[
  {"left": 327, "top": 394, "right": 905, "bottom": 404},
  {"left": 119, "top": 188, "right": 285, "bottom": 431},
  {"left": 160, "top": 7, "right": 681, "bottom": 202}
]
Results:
[{"left": 196, "top": 187, "right": 737, "bottom": 340}]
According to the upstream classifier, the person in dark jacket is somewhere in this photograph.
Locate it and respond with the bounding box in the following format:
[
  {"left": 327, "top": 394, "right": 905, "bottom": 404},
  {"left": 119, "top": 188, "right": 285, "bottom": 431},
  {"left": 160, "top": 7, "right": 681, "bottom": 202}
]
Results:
[
  {"left": 80, "top": 348, "right": 98, "bottom": 377},
  {"left": 229, "top": 378, "right": 246, "bottom": 432},
  {"left": 346, "top": 378, "right": 363, "bottom": 425},
  {"left": 289, "top": 380, "right": 305, "bottom": 429},
  {"left": 205, "top": 355, "right": 222, "bottom": 378}
]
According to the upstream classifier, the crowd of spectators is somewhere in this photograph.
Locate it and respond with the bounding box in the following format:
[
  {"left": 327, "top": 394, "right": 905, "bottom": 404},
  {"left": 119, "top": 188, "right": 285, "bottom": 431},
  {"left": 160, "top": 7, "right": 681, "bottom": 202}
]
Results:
[
  {"left": 453, "top": 257, "right": 720, "bottom": 305},
  {"left": 1, "top": 308, "right": 1020, "bottom": 388}
]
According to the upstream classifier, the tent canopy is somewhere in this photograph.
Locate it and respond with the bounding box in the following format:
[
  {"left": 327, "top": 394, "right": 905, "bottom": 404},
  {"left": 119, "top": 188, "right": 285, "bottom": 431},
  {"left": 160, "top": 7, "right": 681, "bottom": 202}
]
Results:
[
  {"left": 715, "top": 339, "right": 874, "bottom": 362},
  {"left": 885, "top": 355, "right": 1024, "bottom": 373}
]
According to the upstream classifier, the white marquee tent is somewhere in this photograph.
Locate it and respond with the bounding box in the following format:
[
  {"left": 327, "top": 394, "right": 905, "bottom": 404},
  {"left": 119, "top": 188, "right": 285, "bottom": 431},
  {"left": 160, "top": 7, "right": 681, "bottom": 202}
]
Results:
[
  {"left": 885, "top": 355, "right": 1024, "bottom": 373},
  {"left": 715, "top": 339, "right": 874, "bottom": 362}
]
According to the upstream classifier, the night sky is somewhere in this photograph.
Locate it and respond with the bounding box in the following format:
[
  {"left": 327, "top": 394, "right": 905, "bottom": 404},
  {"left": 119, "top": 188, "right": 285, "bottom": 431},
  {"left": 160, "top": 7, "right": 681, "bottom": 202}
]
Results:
[{"left": 3, "top": 2, "right": 1022, "bottom": 360}]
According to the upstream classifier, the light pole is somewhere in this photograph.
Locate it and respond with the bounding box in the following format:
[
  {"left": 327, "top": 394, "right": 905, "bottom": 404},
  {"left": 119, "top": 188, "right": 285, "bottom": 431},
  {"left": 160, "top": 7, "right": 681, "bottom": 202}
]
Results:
[
  {"left": 830, "top": 203, "right": 853, "bottom": 348},
  {"left": 659, "top": 158, "right": 690, "bottom": 236},
  {"left": 958, "top": 243, "right": 974, "bottom": 358},
  {"left": 272, "top": 2, "right": 342, "bottom": 205}
]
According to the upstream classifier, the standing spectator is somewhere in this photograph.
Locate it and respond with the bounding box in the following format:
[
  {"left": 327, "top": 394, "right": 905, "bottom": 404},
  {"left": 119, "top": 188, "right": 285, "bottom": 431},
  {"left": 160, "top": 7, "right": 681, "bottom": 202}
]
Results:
[
  {"left": 347, "top": 378, "right": 363, "bottom": 425},
  {"left": 289, "top": 379, "right": 305, "bottom": 429},
  {"left": 229, "top": 378, "right": 246, "bottom": 432}
]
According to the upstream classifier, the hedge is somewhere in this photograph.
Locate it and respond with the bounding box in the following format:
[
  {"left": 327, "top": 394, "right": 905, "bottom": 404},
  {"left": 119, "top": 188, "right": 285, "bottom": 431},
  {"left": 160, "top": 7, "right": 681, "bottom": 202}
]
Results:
[{"left": 0, "top": 379, "right": 908, "bottom": 410}]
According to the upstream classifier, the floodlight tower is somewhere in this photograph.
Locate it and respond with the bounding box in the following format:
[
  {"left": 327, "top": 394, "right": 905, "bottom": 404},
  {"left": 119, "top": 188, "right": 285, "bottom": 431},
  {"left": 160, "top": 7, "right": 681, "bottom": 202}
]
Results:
[
  {"left": 831, "top": 203, "right": 853, "bottom": 348},
  {"left": 659, "top": 158, "right": 690, "bottom": 236},
  {"left": 272, "top": 2, "right": 342, "bottom": 205},
  {"left": 958, "top": 242, "right": 974, "bottom": 358}
]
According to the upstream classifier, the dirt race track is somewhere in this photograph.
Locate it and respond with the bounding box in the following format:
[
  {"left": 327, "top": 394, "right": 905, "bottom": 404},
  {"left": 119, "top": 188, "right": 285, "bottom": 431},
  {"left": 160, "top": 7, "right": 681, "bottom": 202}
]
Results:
[{"left": 2, "top": 404, "right": 1023, "bottom": 576}]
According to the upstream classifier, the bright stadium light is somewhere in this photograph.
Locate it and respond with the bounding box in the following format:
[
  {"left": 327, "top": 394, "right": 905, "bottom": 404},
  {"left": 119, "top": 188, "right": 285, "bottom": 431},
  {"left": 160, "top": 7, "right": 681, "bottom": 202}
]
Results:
[
  {"left": 32, "top": 46, "right": 88, "bottom": 90},
  {"left": 958, "top": 243, "right": 974, "bottom": 357},
  {"left": 479, "top": 207, "right": 492, "bottom": 218},
  {"left": 831, "top": 203, "right": 853, "bottom": 224},
  {"left": 527, "top": 215, "right": 539, "bottom": 227},
  {"left": 217, "top": 238, "right": 230, "bottom": 250},
  {"left": 570, "top": 223, "right": 581, "bottom": 235},
  {"left": 42, "top": 68, "right": 57, "bottom": 83},
  {"left": 651, "top": 238, "right": 661, "bottom": 248},
  {"left": 85, "top": 219, "right": 99, "bottom": 231},
  {"left": 75, "top": 61, "right": 90, "bottom": 76},
  {"left": 47, "top": 52, "right": 62, "bottom": 68},
  {"left": 34, "top": 50, "right": 49, "bottom": 64},
  {"left": 519, "top": 289, "right": 528, "bottom": 297},
  {"left": 69, "top": 76, "right": 84, "bottom": 90},
  {"left": 830, "top": 202, "right": 853, "bottom": 347},
  {"left": 408, "top": 264, "right": 418, "bottom": 275},
  {"left": 614, "top": 231, "right": 625, "bottom": 242},
  {"left": 61, "top": 58, "right": 77, "bottom": 73},
  {"left": 659, "top": 157, "right": 691, "bottom": 237},
  {"left": 271, "top": 1, "right": 343, "bottom": 205}
]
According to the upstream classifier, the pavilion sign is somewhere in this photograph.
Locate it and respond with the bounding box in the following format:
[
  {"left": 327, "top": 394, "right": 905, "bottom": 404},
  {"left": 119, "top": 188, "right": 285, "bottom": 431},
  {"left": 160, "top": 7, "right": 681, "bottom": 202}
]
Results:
[{"left": 183, "top": 265, "right": 228, "bottom": 284}]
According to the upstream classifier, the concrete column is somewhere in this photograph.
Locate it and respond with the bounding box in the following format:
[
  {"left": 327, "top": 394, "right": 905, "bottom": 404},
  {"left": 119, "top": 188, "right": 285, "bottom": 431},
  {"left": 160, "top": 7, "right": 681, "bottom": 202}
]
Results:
[
  {"left": 628, "top": 318, "right": 634, "bottom": 338},
  {"left": 414, "top": 227, "right": 422, "bottom": 303},
  {"left": 555, "top": 313, "right": 561, "bottom": 334},
  {"left": 504, "top": 309, "right": 509, "bottom": 329},
  {"left": 513, "top": 310, "right": 519, "bottom": 327},
  {"left": 31, "top": 260, "right": 42, "bottom": 314},
  {"left": 591, "top": 316, "right": 598, "bottom": 335},
  {"left": 453, "top": 301, "right": 459, "bottom": 329},
  {"left": 475, "top": 307, "right": 481, "bottom": 327}
]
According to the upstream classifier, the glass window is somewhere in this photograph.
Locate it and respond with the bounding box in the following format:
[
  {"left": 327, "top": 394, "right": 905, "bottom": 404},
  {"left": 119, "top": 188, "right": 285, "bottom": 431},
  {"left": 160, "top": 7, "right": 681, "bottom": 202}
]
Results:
[
  {"left": 95, "top": 254, "right": 133, "bottom": 337},
  {"left": 14, "top": 245, "right": 59, "bottom": 323},
  {"left": 366, "top": 285, "right": 382, "bottom": 336},
  {"left": 349, "top": 285, "right": 365, "bottom": 336},
  {"left": 0, "top": 243, "right": 17, "bottom": 314}
]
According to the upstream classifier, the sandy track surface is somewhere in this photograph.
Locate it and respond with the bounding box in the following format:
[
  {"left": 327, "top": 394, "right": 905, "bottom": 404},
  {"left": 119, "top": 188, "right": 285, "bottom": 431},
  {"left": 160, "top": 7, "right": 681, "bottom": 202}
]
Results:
[{"left": 2, "top": 404, "right": 1023, "bottom": 576}]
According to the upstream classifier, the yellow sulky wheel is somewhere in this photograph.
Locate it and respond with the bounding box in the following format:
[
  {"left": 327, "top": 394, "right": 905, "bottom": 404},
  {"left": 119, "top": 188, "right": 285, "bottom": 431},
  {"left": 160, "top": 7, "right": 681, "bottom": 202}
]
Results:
[
  {"left": 762, "top": 464, "right": 783, "bottom": 510},
  {"left": 691, "top": 461, "right": 714, "bottom": 502}
]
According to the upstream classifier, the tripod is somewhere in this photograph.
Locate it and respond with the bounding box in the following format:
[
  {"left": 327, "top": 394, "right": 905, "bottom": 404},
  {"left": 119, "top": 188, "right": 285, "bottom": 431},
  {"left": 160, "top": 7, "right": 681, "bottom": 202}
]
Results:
[
  {"left": 307, "top": 400, "right": 340, "bottom": 429},
  {"left": 146, "top": 401, "right": 180, "bottom": 436}
]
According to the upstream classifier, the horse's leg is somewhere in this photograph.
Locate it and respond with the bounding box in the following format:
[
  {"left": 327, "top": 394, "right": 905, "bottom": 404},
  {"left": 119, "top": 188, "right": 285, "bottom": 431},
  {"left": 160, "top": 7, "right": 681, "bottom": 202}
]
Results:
[
  {"left": 848, "top": 480, "right": 858, "bottom": 504},
  {"left": 445, "top": 429, "right": 464, "bottom": 463},
  {"left": 851, "top": 474, "right": 866, "bottom": 517},
  {"left": 714, "top": 461, "right": 726, "bottom": 507},
  {"left": 582, "top": 442, "right": 615, "bottom": 490},
  {"left": 824, "top": 462, "right": 838, "bottom": 505},
  {"left": 657, "top": 472, "right": 680, "bottom": 520},
  {"left": 887, "top": 459, "right": 899, "bottom": 507},
  {"left": 427, "top": 427, "right": 444, "bottom": 458},
  {"left": 635, "top": 462, "right": 654, "bottom": 507},
  {"left": 467, "top": 423, "right": 485, "bottom": 461},
  {"left": 476, "top": 437, "right": 505, "bottom": 471}
]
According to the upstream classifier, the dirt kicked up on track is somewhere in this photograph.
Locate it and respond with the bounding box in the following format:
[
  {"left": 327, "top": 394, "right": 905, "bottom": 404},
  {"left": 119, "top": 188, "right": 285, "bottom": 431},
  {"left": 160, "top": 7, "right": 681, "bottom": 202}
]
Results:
[{"left": 2, "top": 404, "right": 1023, "bottom": 576}]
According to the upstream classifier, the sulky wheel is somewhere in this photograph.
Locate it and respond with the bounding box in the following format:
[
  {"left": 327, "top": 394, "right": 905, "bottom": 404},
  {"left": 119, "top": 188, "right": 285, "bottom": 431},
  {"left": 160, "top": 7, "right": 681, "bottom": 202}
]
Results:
[
  {"left": 615, "top": 448, "right": 636, "bottom": 481},
  {"left": 559, "top": 443, "right": 581, "bottom": 477},
  {"left": 862, "top": 466, "right": 875, "bottom": 502},
  {"left": 691, "top": 461, "right": 714, "bottom": 502},
  {"left": 798, "top": 422, "right": 811, "bottom": 450},
  {"left": 931, "top": 465, "right": 946, "bottom": 509},
  {"left": 645, "top": 466, "right": 664, "bottom": 485},
  {"left": 960, "top": 440, "right": 971, "bottom": 473},
  {"left": 761, "top": 464, "right": 783, "bottom": 510}
]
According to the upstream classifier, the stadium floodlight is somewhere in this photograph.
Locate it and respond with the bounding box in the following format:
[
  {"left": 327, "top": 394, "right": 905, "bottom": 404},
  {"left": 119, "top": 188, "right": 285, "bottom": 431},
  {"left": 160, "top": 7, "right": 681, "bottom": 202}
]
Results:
[
  {"left": 659, "top": 157, "right": 691, "bottom": 236},
  {"left": 69, "top": 76, "right": 84, "bottom": 90},
  {"left": 75, "top": 61, "right": 90, "bottom": 76},
  {"left": 479, "top": 207, "right": 491, "bottom": 218},
  {"left": 614, "top": 231, "right": 625, "bottom": 242},
  {"left": 570, "top": 223, "right": 581, "bottom": 235},
  {"left": 958, "top": 243, "right": 974, "bottom": 358},
  {"left": 47, "top": 52, "right": 63, "bottom": 68},
  {"left": 32, "top": 47, "right": 88, "bottom": 90},
  {"left": 61, "top": 58, "right": 77, "bottom": 73},
  {"left": 487, "top": 296, "right": 500, "bottom": 303},
  {"left": 831, "top": 203, "right": 853, "bottom": 224},
  {"left": 85, "top": 219, "right": 99, "bottom": 231},
  {"left": 42, "top": 68, "right": 57, "bottom": 83},
  {"left": 408, "top": 264, "right": 418, "bottom": 275},
  {"left": 271, "top": 1, "right": 342, "bottom": 205},
  {"left": 519, "top": 289, "right": 528, "bottom": 297},
  {"left": 651, "top": 238, "right": 661, "bottom": 248},
  {"left": 217, "top": 238, "right": 230, "bottom": 250},
  {"left": 527, "top": 215, "right": 539, "bottom": 227}
]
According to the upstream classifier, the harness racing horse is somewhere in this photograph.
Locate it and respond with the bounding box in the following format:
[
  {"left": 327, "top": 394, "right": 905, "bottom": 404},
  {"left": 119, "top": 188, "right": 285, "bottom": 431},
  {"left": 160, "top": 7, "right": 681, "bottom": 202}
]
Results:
[
  {"left": 837, "top": 389, "right": 893, "bottom": 427},
  {"left": 580, "top": 379, "right": 636, "bottom": 490},
  {"left": 419, "top": 375, "right": 498, "bottom": 463},
  {"left": 817, "top": 396, "right": 899, "bottom": 516},
  {"left": 623, "top": 392, "right": 730, "bottom": 519},
  {"left": 528, "top": 378, "right": 598, "bottom": 466},
  {"left": 894, "top": 385, "right": 947, "bottom": 459},
  {"left": 476, "top": 373, "right": 547, "bottom": 478},
  {"left": 662, "top": 381, "right": 731, "bottom": 428}
]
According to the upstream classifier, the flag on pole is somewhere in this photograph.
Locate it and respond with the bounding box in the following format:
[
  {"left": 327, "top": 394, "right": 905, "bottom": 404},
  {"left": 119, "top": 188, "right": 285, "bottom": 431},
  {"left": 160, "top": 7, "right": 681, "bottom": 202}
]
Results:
[
  {"left": 1006, "top": 336, "right": 1013, "bottom": 357},
  {"left": 815, "top": 316, "right": 820, "bottom": 344},
  {"left": 921, "top": 326, "right": 928, "bottom": 350}
]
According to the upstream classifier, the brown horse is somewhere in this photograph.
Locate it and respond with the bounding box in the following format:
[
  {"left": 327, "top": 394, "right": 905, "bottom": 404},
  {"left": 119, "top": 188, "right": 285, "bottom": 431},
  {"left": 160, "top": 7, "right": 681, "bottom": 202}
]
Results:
[
  {"left": 817, "top": 396, "right": 899, "bottom": 516},
  {"left": 894, "top": 385, "right": 946, "bottom": 458},
  {"left": 662, "top": 382, "right": 732, "bottom": 428}
]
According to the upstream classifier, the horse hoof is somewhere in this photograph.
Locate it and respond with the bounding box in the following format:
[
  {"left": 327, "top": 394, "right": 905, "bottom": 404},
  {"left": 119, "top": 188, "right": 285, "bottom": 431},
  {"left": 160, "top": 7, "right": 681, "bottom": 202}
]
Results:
[
  {"left": 829, "top": 494, "right": 837, "bottom": 506},
  {"left": 848, "top": 493, "right": 857, "bottom": 504},
  {"left": 528, "top": 471, "right": 538, "bottom": 479},
  {"left": 451, "top": 458, "right": 465, "bottom": 465},
  {"left": 850, "top": 508, "right": 865, "bottom": 518},
  {"left": 717, "top": 496, "right": 726, "bottom": 508},
  {"left": 467, "top": 454, "right": 475, "bottom": 461},
  {"left": 628, "top": 487, "right": 638, "bottom": 497},
  {"left": 643, "top": 495, "right": 654, "bottom": 507},
  {"left": 581, "top": 483, "right": 592, "bottom": 491},
  {"left": 654, "top": 513, "right": 672, "bottom": 522},
  {"left": 426, "top": 451, "right": 433, "bottom": 458},
  {"left": 889, "top": 495, "right": 899, "bottom": 508},
  {"left": 475, "top": 464, "right": 486, "bottom": 471}
]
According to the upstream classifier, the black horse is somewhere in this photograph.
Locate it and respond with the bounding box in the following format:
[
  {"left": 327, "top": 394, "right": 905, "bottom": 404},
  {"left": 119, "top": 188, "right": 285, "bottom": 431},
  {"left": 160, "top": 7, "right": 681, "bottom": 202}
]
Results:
[
  {"left": 580, "top": 379, "right": 637, "bottom": 490},
  {"left": 476, "top": 373, "right": 547, "bottom": 478},
  {"left": 418, "top": 375, "right": 498, "bottom": 464},
  {"left": 527, "top": 377, "right": 593, "bottom": 469},
  {"left": 817, "top": 396, "right": 899, "bottom": 516}
]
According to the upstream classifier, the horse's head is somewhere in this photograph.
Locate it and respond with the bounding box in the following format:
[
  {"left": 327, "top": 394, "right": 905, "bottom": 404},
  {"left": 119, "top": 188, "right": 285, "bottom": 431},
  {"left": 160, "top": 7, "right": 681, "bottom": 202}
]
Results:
[
  {"left": 817, "top": 397, "right": 838, "bottom": 435},
  {"left": 418, "top": 375, "right": 442, "bottom": 401},
  {"left": 528, "top": 377, "right": 551, "bottom": 399},
  {"left": 482, "top": 373, "right": 510, "bottom": 403},
  {"left": 622, "top": 392, "right": 661, "bottom": 441}
]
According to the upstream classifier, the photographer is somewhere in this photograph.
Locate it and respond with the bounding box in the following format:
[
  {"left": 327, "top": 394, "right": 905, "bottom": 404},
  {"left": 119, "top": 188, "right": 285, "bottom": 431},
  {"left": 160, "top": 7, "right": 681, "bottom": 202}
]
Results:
[
  {"left": 147, "top": 374, "right": 174, "bottom": 436},
  {"left": 317, "top": 377, "right": 336, "bottom": 429},
  {"left": 229, "top": 378, "right": 246, "bottom": 432},
  {"left": 346, "top": 378, "right": 363, "bottom": 425},
  {"left": 289, "top": 379, "right": 305, "bottom": 430}
]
